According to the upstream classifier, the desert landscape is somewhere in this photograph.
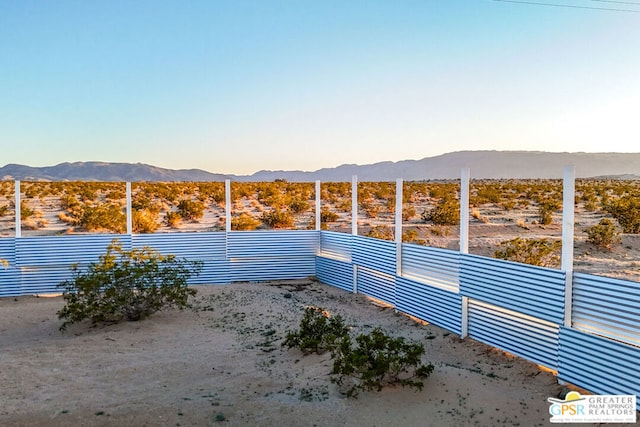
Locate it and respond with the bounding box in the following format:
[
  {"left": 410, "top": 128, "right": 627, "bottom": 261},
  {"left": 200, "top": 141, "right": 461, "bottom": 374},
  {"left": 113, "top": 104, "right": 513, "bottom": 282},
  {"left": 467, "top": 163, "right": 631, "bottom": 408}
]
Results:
[
  {"left": 0, "top": 179, "right": 639, "bottom": 282},
  {"left": 0, "top": 279, "right": 597, "bottom": 427}
]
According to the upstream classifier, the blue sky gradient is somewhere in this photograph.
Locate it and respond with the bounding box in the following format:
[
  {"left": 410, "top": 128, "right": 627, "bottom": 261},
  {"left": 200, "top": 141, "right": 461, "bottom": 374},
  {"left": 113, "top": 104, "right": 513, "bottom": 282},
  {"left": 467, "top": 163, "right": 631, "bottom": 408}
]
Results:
[{"left": 2, "top": 0, "right": 639, "bottom": 174}]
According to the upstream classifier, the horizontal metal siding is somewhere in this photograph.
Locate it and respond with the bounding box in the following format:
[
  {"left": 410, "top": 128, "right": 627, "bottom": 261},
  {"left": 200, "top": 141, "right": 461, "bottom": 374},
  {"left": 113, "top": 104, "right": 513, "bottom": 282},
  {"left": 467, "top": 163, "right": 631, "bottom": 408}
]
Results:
[
  {"left": 401, "top": 243, "right": 459, "bottom": 292},
  {"left": 352, "top": 235, "right": 396, "bottom": 276},
  {"left": 319, "top": 231, "right": 352, "bottom": 261},
  {"left": 228, "top": 230, "right": 318, "bottom": 258},
  {"left": 572, "top": 272, "right": 640, "bottom": 346},
  {"left": 356, "top": 266, "right": 395, "bottom": 306},
  {"left": 0, "top": 238, "right": 16, "bottom": 265},
  {"left": 468, "top": 300, "right": 560, "bottom": 370},
  {"left": 0, "top": 268, "right": 20, "bottom": 297},
  {"left": 559, "top": 327, "right": 640, "bottom": 411},
  {"left": 396, "top": 276, "right": 462, "bottom": 335},
  {"left": 188, "top": 260, "right": 230, "bottom": 285},
  {"left": 20, "top": 266, "right": 74, "bottom": 295},
  {"left": 316, "top": 256, "right": 353, "bottom": 292},
  {"left": 460, "top": 254, "right": 565, "bottom": 325},
  {"left": 132, "top": 232, "right": 226, "bottom": 260},
  {"left": 230, "top": 257, "right": 315, "bottom": 282},
  {"left": 15, "top": 235, "right": 130, "bottom": 267}
]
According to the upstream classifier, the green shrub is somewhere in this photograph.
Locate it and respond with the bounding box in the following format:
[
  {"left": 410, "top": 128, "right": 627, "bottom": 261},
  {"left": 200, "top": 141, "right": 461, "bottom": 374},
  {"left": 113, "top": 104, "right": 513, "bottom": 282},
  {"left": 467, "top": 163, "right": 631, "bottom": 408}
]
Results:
[
  {"left": 403, "top": 229, "right": 427, "bottom": 245},
  {"left": 0, "top": 204, "right": 8, "bottom": 216},
  {"left": 331, "top": 328, "right": 434, "bottom": 398},
  {"left": 133, "top": 209, "right": 160, "bottom": 233},
  {"left": 231, "top": 213, "right": 261, "bottom": 231},
  {"left": 261, "top": 208, "right": 294, "bottom": 228},
  {"left": 79, "top": 204, "right": 126, "bottom": 233},
  {"left": 57, "top": 240, "right": 202, "bottom": 331},
  {"left": 321, "top": 207, "right": 339, "bottom": 223},
  {"left": 605, "top": 195, "right": 640, "bottom": 234},
  {"left": 164, "top": 211, "right": 182, "bottom": 228},
  {"left": 177, "top": 199, "right": 205, "bottom": 221},
  {"left": 422, "top": 198, "right": 459, "bottom": 226},
  {"left": 20, "top": 201, "right": 35, "bottom": 220},
  {"left": 537, "top": 198, "right": 561, "bottom": 225},
  {"left": 366, "top": 225, "right": 393, "bottom": 241},
  {"left": 585, "top": 218, "right": 621, "bottom": 250},
  {"left": 494, "top": 237, "right": 561, "bottom": 267},
  {"left": 283, "top": 307, "right": 349, "bottom": 354}
]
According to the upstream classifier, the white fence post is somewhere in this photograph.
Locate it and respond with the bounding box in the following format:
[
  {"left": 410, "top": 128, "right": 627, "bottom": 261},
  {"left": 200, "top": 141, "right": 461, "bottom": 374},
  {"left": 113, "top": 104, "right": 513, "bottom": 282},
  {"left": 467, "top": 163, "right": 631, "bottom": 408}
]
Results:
[
  {"left": 126, "top": 182, "right": 132, "bottom": 235},
  {"left": 14, "top": 180, "right": 20, "bottom": 238},
  {"left": 352, "top": 175, "right": 358, "bottom": 293},
  {"left": 562, "top": 165, "right": 576, "bottom": 328},
  {"left": 225, "top": 179, "right": 231, "bottom": 233},
  {"left": 460, "top": 168, "right": 470, "bottom": 338},
  {"left": 315, "top": 180, "right": 321, "bottom": 232},
  {"left": 395, "top": 178, "right": 403, "bottom": 277}
]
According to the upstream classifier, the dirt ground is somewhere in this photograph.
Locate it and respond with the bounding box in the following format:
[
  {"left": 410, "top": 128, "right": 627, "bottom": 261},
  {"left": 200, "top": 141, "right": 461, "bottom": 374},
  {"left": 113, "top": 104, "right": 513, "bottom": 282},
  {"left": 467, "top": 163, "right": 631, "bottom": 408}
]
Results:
[{"left": 2, "top": 279, "right": 634, "bottom": 427}]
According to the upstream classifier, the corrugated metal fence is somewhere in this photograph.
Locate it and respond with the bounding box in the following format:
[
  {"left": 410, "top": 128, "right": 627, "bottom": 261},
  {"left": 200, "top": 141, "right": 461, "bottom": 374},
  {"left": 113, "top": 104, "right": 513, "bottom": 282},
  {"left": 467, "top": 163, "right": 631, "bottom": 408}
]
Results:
[{"left": 1, "top": 229, "right": 638, "bottom": 408}]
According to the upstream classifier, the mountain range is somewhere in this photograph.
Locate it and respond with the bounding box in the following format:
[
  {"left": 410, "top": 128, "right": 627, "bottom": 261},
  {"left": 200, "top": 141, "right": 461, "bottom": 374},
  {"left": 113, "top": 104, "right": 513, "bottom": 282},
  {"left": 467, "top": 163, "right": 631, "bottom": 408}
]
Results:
[{"left": 2, "top": 151, "right": 640, "bottom": 182}]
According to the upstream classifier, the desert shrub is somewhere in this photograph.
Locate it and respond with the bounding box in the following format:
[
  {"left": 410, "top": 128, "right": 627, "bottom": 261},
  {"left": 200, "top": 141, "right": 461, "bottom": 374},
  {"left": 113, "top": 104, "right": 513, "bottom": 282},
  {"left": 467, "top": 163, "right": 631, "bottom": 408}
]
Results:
[
  {"left": 288, "top": 199, "right": 310, "bottom": 213},
  {"left": 283, "top": 307, "right": 349, "bottom": 354},
  {"left": 20, "top": 201, "right": 35, "bottom": 220},
  {"left": 261, "top": 208, "right": 294, "bottom": 228},
  {"left": 585, "top": 218, "right": 621, "bottom": 250},
  {"left": 133, "top": 209, "right": 160, "bottom": 233},
  {"left": 494, "top": 237, "right": 562, "bottom": 267},
  {"left": 402, "top": 204, "right": 416, "bottom": 221},
  {"left": 0, "top": 204, "right": 8, "bottom": 216},
  {"left": 403, "top": 229, "right": 427, "bottom": 245},
  {"left": 605, "top": 195, "right": 640, "bottom": 234},
  {"left": 231, "top": 213, "right": 261, "bottom": 231},
  {"left": 537, "top": 198, "right": 561, "bottom": 225},
  {"left": 164, "top": 211, "right": 182, "bottom": 228},
  {"left": 422, "top": 197, "right": 459, "bottom": 226},
  {"left": 331, "top": 328, "right": 434, "bottom": 398},
  {"left": 321, "top": 207, "right": 339, "bottom": 223},
  {"left": 57, "top": 240, "right": 201, "bottom": 331},
  {"left": 79, "top": 204, "right": 126, "bottom": 233},
  {"left": 366, "top": 225, "right": 394, "bottom": 241},
  {"left": 177, "top": 199, "right": 205, "bottom": 221}
]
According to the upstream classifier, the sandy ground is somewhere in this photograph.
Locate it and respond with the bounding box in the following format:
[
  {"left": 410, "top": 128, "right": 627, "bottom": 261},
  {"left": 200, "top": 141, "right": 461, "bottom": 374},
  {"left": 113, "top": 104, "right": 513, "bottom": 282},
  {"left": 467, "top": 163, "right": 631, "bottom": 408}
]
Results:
[{"left": 2, "top": 279, "right": 634, "bottom": 427}]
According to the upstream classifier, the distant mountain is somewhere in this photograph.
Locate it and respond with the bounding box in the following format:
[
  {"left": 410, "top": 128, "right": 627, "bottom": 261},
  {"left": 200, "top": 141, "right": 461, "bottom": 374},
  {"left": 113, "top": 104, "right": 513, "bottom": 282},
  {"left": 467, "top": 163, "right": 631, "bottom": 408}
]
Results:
[
  {"left": 2, "top": 151, "right": 640, "bottom": 182},
  {"left": 0, "top": 162, "right": 231, "bottom": 182}
]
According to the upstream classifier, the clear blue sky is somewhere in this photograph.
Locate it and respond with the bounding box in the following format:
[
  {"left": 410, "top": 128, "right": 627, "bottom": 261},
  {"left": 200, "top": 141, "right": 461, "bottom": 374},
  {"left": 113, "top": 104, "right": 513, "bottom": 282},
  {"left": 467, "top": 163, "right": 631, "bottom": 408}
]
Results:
[{"left": 2, "top": 0, "right": 639, "bottom": 175}]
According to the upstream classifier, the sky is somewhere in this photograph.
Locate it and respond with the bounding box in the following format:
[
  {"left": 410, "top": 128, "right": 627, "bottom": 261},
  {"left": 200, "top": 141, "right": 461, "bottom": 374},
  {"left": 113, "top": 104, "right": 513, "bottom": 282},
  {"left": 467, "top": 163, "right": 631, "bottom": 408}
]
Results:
[{"left": 1, "top": 0, "right": 639, "bottom": 175}]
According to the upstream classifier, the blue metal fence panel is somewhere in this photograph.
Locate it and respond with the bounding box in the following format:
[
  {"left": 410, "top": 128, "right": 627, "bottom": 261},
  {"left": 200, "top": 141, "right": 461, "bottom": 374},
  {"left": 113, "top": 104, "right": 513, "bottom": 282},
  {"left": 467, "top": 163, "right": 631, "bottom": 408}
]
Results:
[
  {"left": 20, "top": 266, "right": 74, "bottom": 295},
  {"left": 396, "top": 276, "right": 462, "bottom": 335},
  {"left": 572, "top": 272, "right": 640, "bottom": 347},
  {"left": 132, "top": 232, "right": 227, "bottom": 260},
  {"left": 352, "top": 235, "right": 396, "bottom": 276},
  {"left": 0, "top": 238, "right": 16, "bottom": 265},
  {"left": 228, "top": 230, "right": 318, "bottom": 258},
  {"left": 230, "top": 257, "right": 316, "bottom": 282},
  {"left": 319, "top": 231, "right": 352, "bottom": 261},
  {"left": 15, "top": 235, "right": 130, "bottom": 267},
  {"left": 460, "top": 254, "right": 565, "bottom": 325},
  {"left": 0, "top": 267, "right": 20, "bottom": 297},
  {"left": 468, "top": 300, "right": 560, "bottom": 370},
  {"left": 316, "top": 256, "right": 353, "bottom": 292},
  {"left": 356, "top": 266, "right": 395, "bottom": 306},
  {"left": 187, "top": 260, "right": 230, "bottom": 285},
  {"left": 559, "top": 327, "right": 640, "bottom": 411},
  {"left": 401, "top": 243, "right": 459, "bottom": 292}
]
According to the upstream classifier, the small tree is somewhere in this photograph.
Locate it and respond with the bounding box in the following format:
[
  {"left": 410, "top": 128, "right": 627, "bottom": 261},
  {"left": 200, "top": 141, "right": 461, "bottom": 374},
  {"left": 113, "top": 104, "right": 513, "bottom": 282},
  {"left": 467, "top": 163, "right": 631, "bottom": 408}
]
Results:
[
  {"left": 585, "top": 218, "right": 621, "bottom": 250},
  {"left": 57, "top": 239, "right": 202, "bottom": 331}
]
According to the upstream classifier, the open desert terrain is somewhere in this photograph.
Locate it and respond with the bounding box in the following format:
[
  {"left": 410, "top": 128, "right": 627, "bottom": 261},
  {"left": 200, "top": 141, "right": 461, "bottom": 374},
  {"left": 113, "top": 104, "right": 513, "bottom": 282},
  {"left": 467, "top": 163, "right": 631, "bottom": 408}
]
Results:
[{"left": 0, "top": 279, "right": 600, "bottom": 427}]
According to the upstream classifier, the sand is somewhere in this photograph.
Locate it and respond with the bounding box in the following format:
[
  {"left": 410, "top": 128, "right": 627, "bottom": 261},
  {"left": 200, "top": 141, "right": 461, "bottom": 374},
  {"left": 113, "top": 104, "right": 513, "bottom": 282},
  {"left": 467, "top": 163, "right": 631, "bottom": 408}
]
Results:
[{"left": 2, "top": 278, "right": 623, "bottom": 427}]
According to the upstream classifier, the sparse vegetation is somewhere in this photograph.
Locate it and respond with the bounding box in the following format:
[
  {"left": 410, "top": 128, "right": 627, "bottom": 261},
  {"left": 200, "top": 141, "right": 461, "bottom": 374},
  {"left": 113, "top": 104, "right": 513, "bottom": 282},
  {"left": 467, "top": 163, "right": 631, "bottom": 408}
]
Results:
[
  {"left": 585, "top": 218, "right": 621, "bottom": 250},
  {"left": 283, "top": 307, "right": 349, "bottom": 354},
  {"left": 493, "top": 237, "right": 562, "bottom": 267}
]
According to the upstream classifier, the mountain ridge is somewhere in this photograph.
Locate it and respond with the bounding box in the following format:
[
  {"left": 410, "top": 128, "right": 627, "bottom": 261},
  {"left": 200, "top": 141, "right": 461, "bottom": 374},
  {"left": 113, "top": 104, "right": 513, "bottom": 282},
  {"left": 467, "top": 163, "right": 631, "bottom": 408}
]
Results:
[{"left": 2, "top": 151, "right": 640, "bottom": 182}]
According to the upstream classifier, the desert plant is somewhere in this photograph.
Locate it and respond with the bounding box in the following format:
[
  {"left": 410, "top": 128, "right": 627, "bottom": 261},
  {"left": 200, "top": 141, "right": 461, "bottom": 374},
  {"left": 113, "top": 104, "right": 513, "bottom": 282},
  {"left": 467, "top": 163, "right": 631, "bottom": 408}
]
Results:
[
  {"left": 605, "top": 195, "right": 640, "bottom": 234},
  {"left": 57, "top": 240, "right": 202, "bottom": 331},
  {"left": 283, "top": 307, "right": 349, "bottom": 354},
  {"left": 79, "top": 204, "right": 126, "bottom": 233},
  {"left": 321, "top": 207, "right": 339, "bottom": 223},
  {"left": 330, "top": 328, "right": 434, "bottom": 398},
  {"left": 537, "top": 198, "right": 561, "bottom": 225},
  {"left": 0, "top": 204, "right": 9, "bottom": 216},
  {"left": 494, "top": 237, "right": 561, "bottom": 267},
  {"left": 177, "top": 199, "right": 205, "bottom": 221},
  {"left": 422, "top": 197, "right": 459, "bottom": 226},
  {"left": 366, "top": 225, "right": 394, "bottom": 241},
  {"left": 231, "top": 213, "right": 261, "bottom": 231},
  {"left": 402, "top": 229, "right": 427, "bottom": 245},
  {"left": 164, "top": 211, "right": 182, "bottom": 228},
  {"left": 585, "top": 218, "right": 621, "bottom": 250},
  {"left": 133, "top": 209, "right": 160, "bottom": 234},
  {"left": 261, "top": 208, "right": 294, "bottom": 229},
  {"left": 20, "top": 201, "right": 35, "bottom": 220}
]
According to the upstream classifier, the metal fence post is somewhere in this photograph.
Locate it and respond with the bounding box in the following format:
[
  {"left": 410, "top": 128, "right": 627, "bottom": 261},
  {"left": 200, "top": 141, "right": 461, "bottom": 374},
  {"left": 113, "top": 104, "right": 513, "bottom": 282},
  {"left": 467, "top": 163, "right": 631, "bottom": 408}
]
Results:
[
  {"left": 225, "top": 179, "right": 231, "bottom": 233},
  {"left": 126, "top": 182, "right": 132, "bottom": 235},
  {"left": 395, "top": 178, "right": 403, "bottom": 277},
  {"left": 14, "top": 180, "right": 20, "bottom": 238},
  {"left": 460, "top": 168, "right": 470, "bottom": 338},
  {"left": 352, "top": 175, "right": 358, "bottom": 293},
  {"left": 315, "top": 180, "right": 321, "bottom": 232},
  {"left": 562, "top": 165, "right": 576, "bottom": 328}
]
